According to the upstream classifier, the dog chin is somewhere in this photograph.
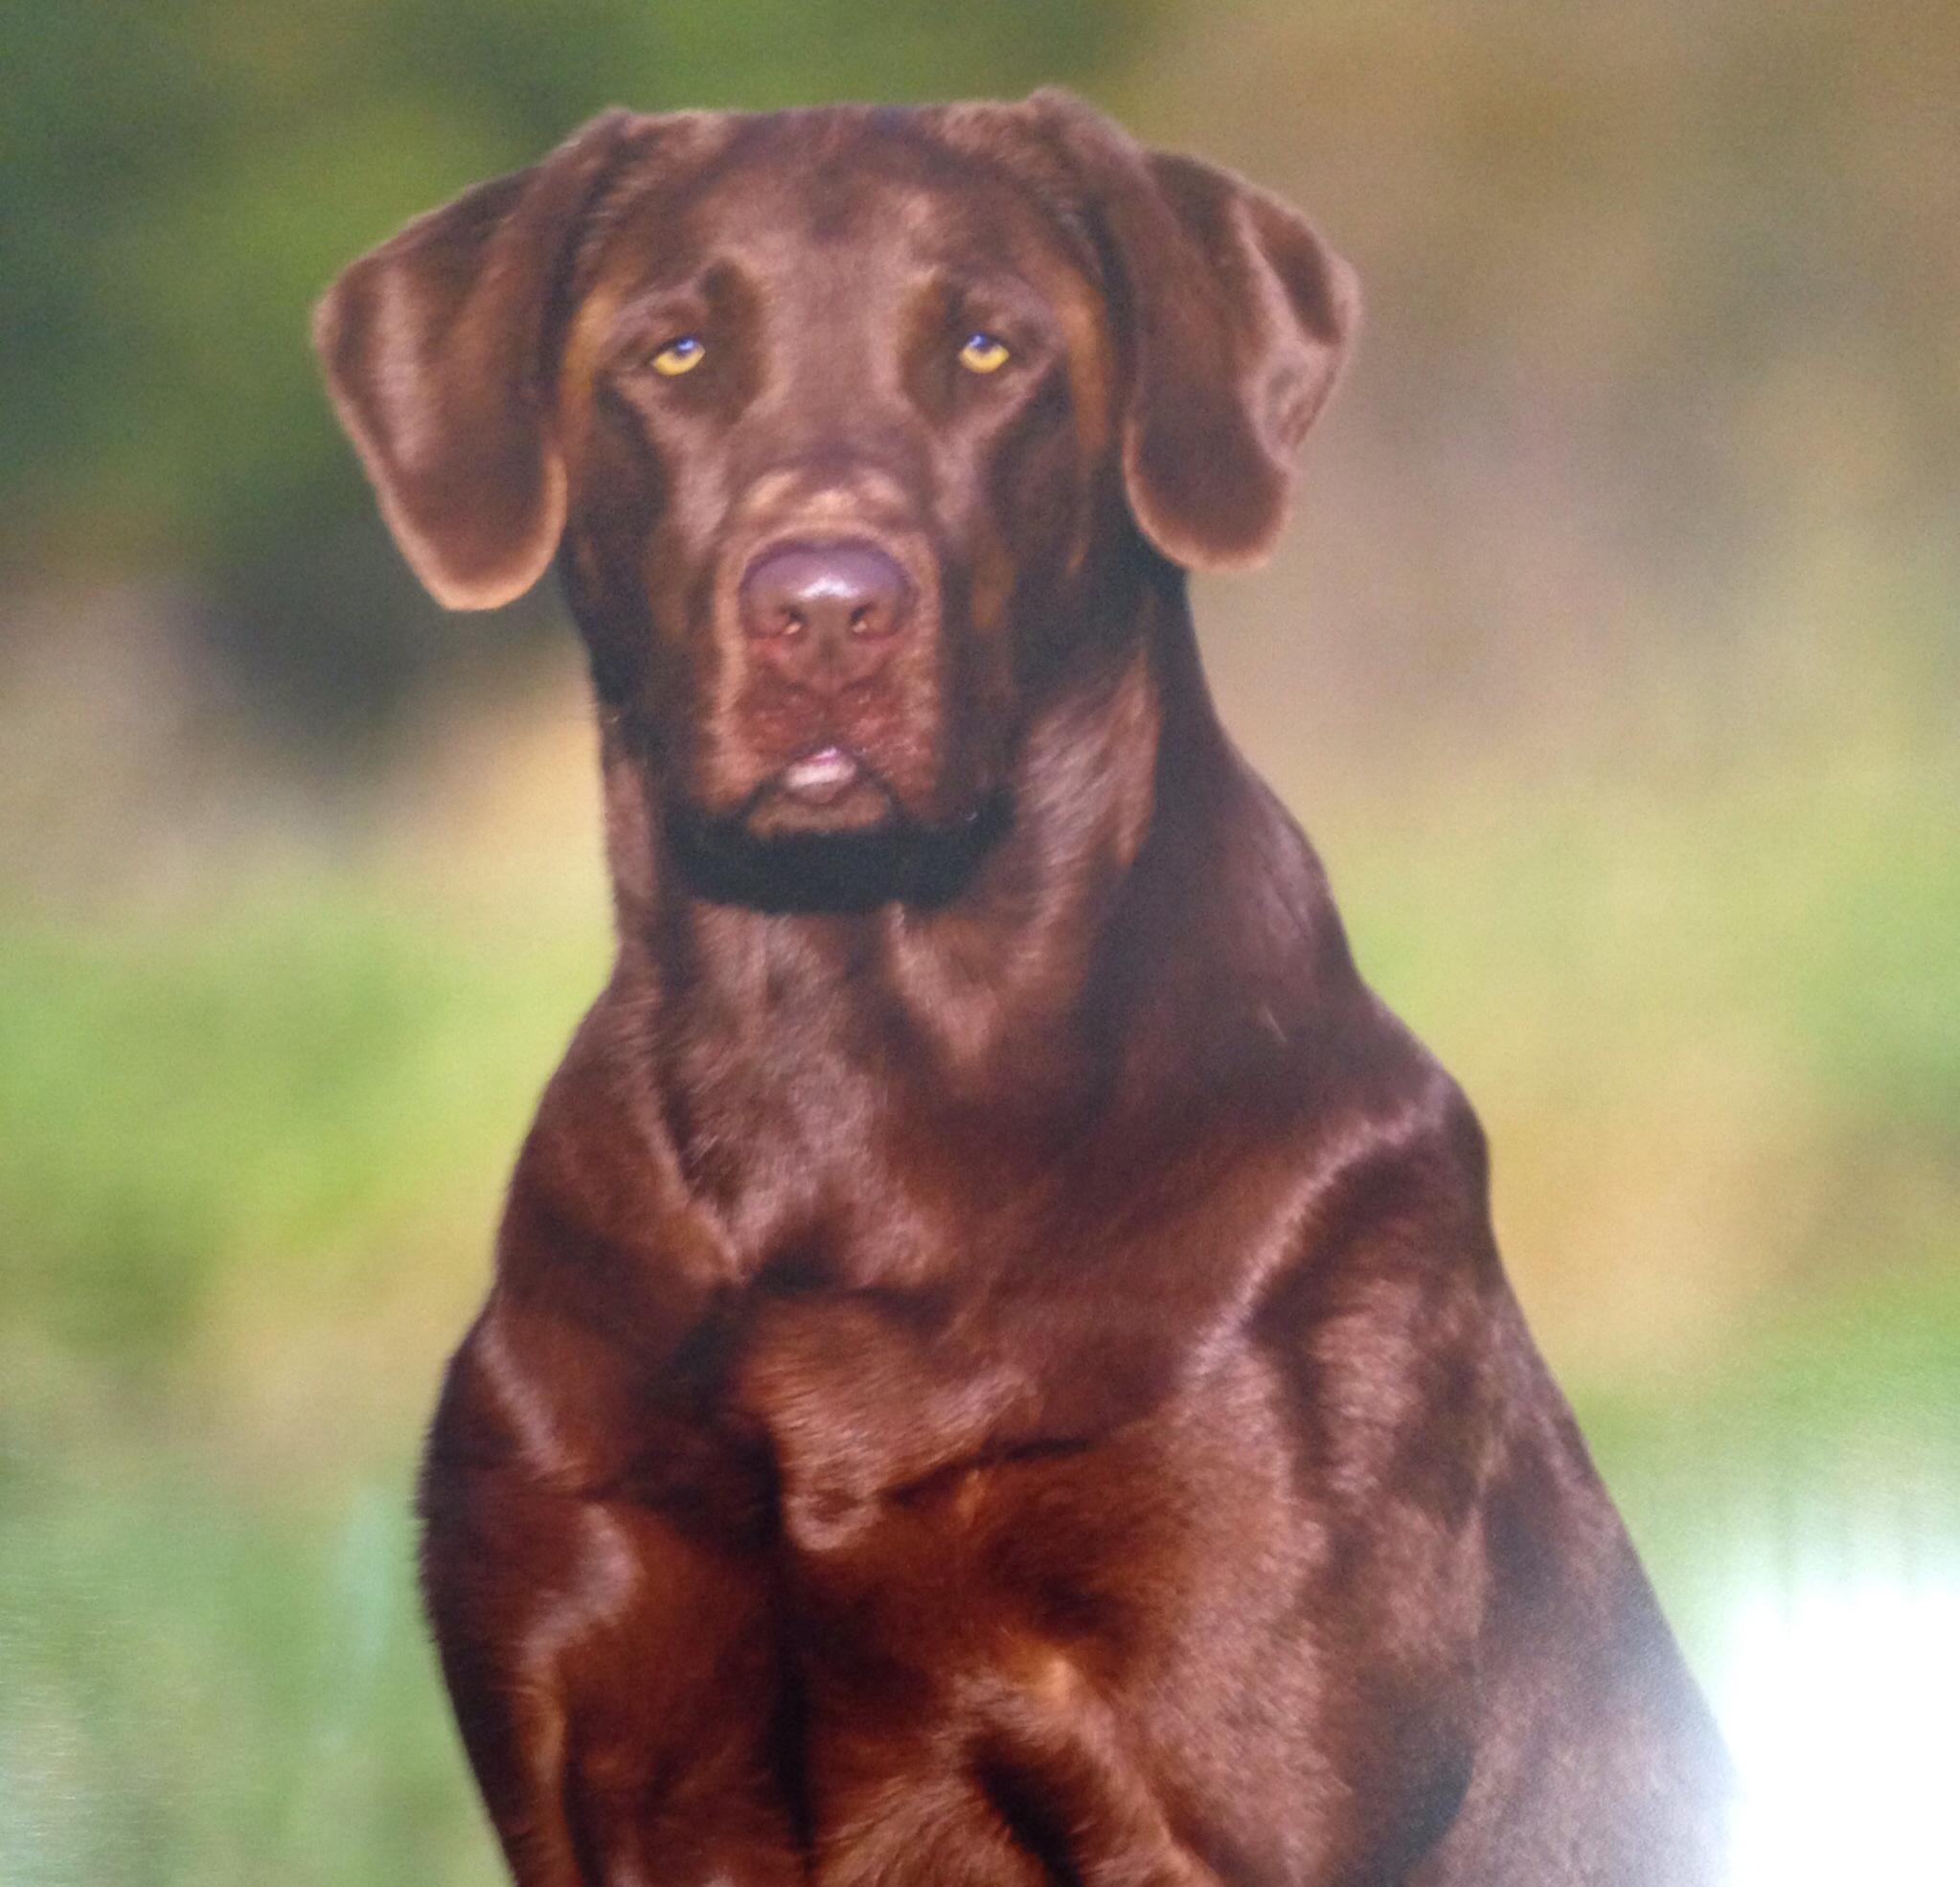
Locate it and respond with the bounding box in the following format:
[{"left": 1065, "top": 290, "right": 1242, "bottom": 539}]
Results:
[{"left": 670, "top": 782, "right": 1010, "bottom": 915}]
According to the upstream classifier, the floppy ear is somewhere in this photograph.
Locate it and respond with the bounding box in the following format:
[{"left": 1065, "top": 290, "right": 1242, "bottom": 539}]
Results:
[
  {"left": 311, "top": 110, "right": 641, "bottom": 610},
  {"left": 1031, "top": 92, "right": 1359, "bottom": 572}
]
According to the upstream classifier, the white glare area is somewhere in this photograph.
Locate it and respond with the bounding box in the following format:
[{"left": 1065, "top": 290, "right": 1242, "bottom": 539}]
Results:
[{"left": 1719, "top": 1572, "right": 1960, "bottom": 1887}]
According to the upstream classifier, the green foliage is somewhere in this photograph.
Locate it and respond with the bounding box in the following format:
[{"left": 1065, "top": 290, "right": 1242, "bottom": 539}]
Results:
[{"left": 0, "top": 887, "right": 604, "bottom": 1383}]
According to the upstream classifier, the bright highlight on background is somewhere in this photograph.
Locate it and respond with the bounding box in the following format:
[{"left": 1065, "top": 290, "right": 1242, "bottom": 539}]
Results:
[{"left": 1720, "top": 1572, "right": 1960, "bottom": 1887}]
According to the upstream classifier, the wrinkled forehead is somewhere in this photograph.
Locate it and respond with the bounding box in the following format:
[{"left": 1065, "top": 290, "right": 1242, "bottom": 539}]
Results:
[{"left": 586, "top": 107, "right": 1096, "bottom": 303}]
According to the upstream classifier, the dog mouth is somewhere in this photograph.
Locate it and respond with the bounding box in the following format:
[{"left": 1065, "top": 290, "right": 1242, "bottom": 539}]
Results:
[
  {"left": 733, "top": 741, "right": 901, "bottom": 841},
  {"left": 777, "top": 744, "right": 867, "bottom": 805}
]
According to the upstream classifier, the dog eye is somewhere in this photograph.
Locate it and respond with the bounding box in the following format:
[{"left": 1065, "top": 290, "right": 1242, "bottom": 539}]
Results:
[
  {"left": 650, "top": 335, "right": 707, "bottom": 377},
  {"left": 957, "top": 333, "right": 1012, "bottom": 375}
]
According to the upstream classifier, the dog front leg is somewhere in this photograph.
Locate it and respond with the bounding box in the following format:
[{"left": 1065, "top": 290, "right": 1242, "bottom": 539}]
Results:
[{"left": 421, "top": 1460, "right": 806, "bottom": 1887}]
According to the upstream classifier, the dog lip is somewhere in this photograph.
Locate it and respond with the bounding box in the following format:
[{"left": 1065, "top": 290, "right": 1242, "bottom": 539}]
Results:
[{"left": 779, "top": 745, "right": 864, "bottom": 803}]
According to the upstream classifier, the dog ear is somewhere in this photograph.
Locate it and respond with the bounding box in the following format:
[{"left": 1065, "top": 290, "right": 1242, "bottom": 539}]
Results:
[
  {"left": 1030, "top": 91, "right": 1359, "bottom": 572},
  {"left": 311, "top": 110, "right": 642, "bottom": 610}
]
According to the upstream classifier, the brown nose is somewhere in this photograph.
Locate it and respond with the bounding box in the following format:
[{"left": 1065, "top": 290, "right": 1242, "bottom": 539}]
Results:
[{"left": 739, "top": 542, "right": 913, "bottom": 688}]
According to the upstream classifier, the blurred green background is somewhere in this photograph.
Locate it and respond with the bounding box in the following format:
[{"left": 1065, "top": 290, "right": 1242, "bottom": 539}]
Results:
[{"left": 3, "top": 2, "right": 1955, "bottom": 1881}]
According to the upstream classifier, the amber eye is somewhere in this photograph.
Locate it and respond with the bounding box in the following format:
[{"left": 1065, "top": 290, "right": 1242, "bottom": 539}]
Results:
[
  {"left": 650, "top": 335, "right": 706, "bottom": 376},
  {"left": 958, "top": 332, "right": 1012, "bottom": 375}
]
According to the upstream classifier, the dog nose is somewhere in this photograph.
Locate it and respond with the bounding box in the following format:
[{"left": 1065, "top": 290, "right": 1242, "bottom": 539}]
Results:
[{"left": 739, "top": 542, "right": 913, "bottom": 686}]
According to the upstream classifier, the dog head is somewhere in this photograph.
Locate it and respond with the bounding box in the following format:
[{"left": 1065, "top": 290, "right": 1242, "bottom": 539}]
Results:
[{"left": 314, "top": 95, "right": 1356, "bottom": 852}]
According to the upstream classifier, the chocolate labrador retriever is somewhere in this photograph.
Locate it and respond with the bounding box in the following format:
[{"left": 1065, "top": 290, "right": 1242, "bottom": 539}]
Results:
[{"left": 314, "top": 92, "right": 1729, "bottom": 1886}]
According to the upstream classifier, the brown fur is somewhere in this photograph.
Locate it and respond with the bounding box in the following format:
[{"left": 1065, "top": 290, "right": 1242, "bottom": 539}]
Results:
[{"left": 314, "top": 90, "right": 1729, "bottom": 1887}]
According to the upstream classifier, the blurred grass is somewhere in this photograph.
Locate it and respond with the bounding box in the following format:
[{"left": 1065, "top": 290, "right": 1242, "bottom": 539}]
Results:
[
  {"left": 1328, "top": 739, "right": 1960, "bottom": 1369},
  {"left": 1, "top": 878, "right": 605, "bottom": 1882},
  {"left": 0, "top": 1454, "right": 495, "bottom": 1887},
  {"left": 1, "top": 885, "right": 602, "bottom": 1387},
  {"left": 4, "top": 737, "right": 1955, "bottom": 1878}
]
